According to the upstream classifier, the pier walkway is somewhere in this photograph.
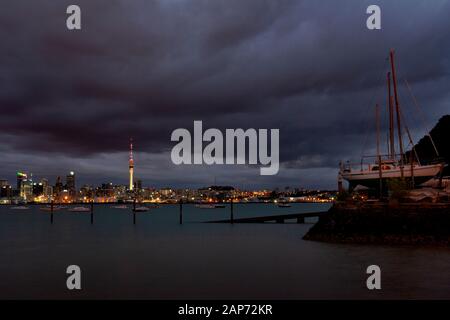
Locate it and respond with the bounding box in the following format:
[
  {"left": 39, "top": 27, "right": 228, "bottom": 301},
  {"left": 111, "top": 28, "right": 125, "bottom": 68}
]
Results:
[{"left": 208, "top": 211, "right": 329, "bottom": 224}]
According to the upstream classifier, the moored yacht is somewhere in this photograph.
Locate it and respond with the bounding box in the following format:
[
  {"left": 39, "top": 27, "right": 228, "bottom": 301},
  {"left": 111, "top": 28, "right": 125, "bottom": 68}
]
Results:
[
  {"left": 40, "top": 205, "right": 64, "bottom": 212},
  {"left": 195, "top": 204, "right": 216, "bottom": 209},
  {"left": 10, "top": 205, "right": 30, "bottom": 210},
  {"left": 68, "top": 206, "right": 90, "bottom": 212},
  {"left": 133, "top": 206, "right": 150, "bottom": 212},
  {"left": 112, "top": 204, "right": 128, "bottom": 209}
]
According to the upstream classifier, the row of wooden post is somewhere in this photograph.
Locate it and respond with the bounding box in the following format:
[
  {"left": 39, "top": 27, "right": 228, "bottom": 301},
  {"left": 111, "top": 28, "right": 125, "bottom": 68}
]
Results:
[{"left": 49, "top": 199, "right": 235, "bottom": 225}]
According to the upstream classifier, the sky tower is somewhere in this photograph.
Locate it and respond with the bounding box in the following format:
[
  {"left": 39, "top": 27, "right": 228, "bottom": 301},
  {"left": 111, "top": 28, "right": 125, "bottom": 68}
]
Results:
[{"left": 129, "top": 138, "right": 134, "bottom": 191}]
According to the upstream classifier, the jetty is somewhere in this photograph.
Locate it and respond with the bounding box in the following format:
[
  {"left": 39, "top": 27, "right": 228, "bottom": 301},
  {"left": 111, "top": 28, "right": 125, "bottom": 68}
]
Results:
[{"left": 209, "top": 211, "right": 328, "bottom": 224}]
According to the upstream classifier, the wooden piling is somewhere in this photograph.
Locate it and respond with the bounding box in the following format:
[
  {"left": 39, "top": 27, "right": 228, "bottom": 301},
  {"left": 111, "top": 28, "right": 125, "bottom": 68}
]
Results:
[
  {"left": 179, "top": 199, "right": 183, "bottom": 225},
  {"left": 133, "top": 198, "right": 136, "bottom": 225},
  {"left": 90, "top": 201, "right": 94, "bottom": 224},
  {"left": 230, "top": 198, "right": 234, "bottom": 224},
  {"left": 50, "top": 200, "right": 54, "bottom": 224}
]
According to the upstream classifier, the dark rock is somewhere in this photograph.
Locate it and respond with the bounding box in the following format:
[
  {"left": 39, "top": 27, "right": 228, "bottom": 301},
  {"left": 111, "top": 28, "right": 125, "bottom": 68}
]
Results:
[{"left": 303, "top": 203, "right": 450, "bottom": 246}]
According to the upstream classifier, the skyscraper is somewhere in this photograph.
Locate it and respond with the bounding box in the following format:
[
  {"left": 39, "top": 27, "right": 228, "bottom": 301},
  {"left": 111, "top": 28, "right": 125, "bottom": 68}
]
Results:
[
  {"left": 20, "top": 178, "right": 33, "bottom": 201},
  {"left": 40, "top": 178, "right": 52, "bottom": 197},
  {"left": 16, "top": 172, "right": 27, "bottom": 191},
  {"left": 129, "top": 139, "right": 134, "bottom": 191},
  {"left": 66, "top": 171, "right": 76, "bottom": 196},
  {"left": 54, "top": 176, "right": 63, "bottom": 196}
]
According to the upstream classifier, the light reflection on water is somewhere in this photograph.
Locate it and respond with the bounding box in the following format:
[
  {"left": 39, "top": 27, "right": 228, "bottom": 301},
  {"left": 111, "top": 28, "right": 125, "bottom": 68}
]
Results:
[{"left": 1, "top": 203, "right": 450, "bottom": 299}]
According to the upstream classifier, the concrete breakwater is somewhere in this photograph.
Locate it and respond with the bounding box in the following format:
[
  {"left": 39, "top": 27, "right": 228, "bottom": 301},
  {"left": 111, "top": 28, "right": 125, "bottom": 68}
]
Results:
[{"left": 303, "top": 202, "right": 450, "bottom": 245}]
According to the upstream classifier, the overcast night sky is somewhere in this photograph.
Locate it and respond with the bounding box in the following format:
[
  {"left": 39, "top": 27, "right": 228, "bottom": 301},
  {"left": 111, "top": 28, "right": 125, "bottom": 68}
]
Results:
[{"left": 0, "top": 0, "right": 449, "bottom": 189}]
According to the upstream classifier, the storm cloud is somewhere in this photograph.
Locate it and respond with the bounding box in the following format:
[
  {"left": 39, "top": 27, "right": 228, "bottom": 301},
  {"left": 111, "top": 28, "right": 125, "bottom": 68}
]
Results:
[{"left": 1, "top": 0, "right": 449, "bottom": 188}]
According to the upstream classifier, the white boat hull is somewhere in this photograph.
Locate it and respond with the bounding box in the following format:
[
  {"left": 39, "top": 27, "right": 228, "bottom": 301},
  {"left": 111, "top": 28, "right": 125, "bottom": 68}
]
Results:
[{"left": 342, "top": 163, "right": 443, "bottom": 190}]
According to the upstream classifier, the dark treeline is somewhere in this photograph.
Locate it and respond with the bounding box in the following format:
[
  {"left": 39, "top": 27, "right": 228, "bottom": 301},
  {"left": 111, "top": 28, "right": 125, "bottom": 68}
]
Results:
[{"left": 407, "top": 115, "right": 450, "bottom": 175}]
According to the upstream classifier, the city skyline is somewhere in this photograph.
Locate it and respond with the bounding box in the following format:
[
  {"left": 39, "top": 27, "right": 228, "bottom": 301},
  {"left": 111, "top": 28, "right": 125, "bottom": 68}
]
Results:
[
  {"left": 1, "top": 1, "right": 450, "bottom": 189},
  {"left": 0, "top": 166, "right": 336, "bottom": 205},
  {"left": 2, "top": 1, "right": 450, "bottom": 305}
]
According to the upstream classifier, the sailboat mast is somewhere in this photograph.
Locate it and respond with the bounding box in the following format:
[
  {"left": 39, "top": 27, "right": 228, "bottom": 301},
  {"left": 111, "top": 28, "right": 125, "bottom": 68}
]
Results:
[
  {"left": 389, "top": 49, "right": 404, "bottom": 178},
  {"left": 387, "top": 72, "right": 395, "bottom": 159},
  {"left": 376, "top": 104, "right": 383, "bottom": 197},
  {"left": 376, "top": 104, "right": 381, "bottom": 160}
]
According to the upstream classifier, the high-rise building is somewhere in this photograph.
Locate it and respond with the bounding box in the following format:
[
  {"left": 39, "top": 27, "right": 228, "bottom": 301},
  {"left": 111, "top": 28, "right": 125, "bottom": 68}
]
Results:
[
  {"left": 20, "top": 179, "right": 33, "bottom": 201},
  {"left": 39, "top": 178, "right": 52, "bottom": 197},
  {"left": 32, "top": 182, "right": 43, "bottom": 196},
  {"left": 129, "top": 139, "right": 134, "bottom": 191},
  {"left": 54, "top": 176, "right": 63, "bottom": 196},
  {"left": 66, "top": 171, "right": 76, "bottom": 196},
  {"left": 16, "top": 172, "right": 27, "bottom": 191},
  {"left": 0, "top": 179, "right": 12, "bottom": 198}
]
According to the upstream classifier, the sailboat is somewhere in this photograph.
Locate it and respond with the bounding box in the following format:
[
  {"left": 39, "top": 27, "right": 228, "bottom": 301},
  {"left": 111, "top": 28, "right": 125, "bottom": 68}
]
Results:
[{"left": 339, "top": 50, "right": 445, "bottom": 192}]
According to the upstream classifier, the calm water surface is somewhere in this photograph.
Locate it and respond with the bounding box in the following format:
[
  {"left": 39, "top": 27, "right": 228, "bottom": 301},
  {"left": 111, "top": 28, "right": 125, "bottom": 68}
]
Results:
[{"left": 1, "top": 203, "right": 450, "bottom": 299}]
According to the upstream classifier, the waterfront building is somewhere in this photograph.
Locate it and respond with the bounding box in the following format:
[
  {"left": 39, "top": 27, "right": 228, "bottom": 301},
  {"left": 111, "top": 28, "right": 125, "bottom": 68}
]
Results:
[
  {"left": 59, "top": 189, "right": 71, "bottom": 203},
  {"left": 98, "top": 183, "right": 114, "bottom": 198},
  {"left": 79, "top": 184, "right": 94, "bottom": 201},
  {"left": 198, "top": 186, "right": 234, "bottom": 202},
  {"left": 160, "top": 188, "right": 173, "bottom": 197},
  {"left": 112, "top": 184, "right": 127, "bottom": 201}
]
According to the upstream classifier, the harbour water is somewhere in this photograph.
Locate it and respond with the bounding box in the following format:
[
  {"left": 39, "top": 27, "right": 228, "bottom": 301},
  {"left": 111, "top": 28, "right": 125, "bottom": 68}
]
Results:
[{"left": 1, "top": 203, "right": 450, "bottom": 299}]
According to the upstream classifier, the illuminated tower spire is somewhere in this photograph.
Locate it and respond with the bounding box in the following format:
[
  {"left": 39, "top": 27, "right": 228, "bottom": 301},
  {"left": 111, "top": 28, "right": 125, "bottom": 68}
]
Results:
[{"left": 129, "top": 138, "right": 134, "bottom": 191}]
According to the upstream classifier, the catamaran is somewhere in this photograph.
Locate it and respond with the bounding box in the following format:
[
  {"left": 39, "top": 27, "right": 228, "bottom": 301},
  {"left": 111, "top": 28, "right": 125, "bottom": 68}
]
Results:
[{"left": 339, "top": 50, "right": 445, "bottom": 192}]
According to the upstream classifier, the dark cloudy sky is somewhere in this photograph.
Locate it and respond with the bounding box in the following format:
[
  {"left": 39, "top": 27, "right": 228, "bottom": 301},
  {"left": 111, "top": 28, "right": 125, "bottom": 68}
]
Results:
[{"left": 1, "top": 0, "right": 449, "bottom": 189}]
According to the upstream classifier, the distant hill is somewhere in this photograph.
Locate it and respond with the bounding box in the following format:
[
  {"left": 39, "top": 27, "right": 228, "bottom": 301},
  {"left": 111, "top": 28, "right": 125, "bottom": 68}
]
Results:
[
  {"left": 408, "top": 115, "right": 450, "bottom": 175},
  {"left": 199, "top": 186, "right": 235, "bottom": 191}
]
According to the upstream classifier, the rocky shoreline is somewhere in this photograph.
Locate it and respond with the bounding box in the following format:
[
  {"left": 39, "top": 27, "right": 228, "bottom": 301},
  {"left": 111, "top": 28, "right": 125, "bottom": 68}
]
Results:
[{"left": 303, "top": 202, "right": 450, "bottom": 246}]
